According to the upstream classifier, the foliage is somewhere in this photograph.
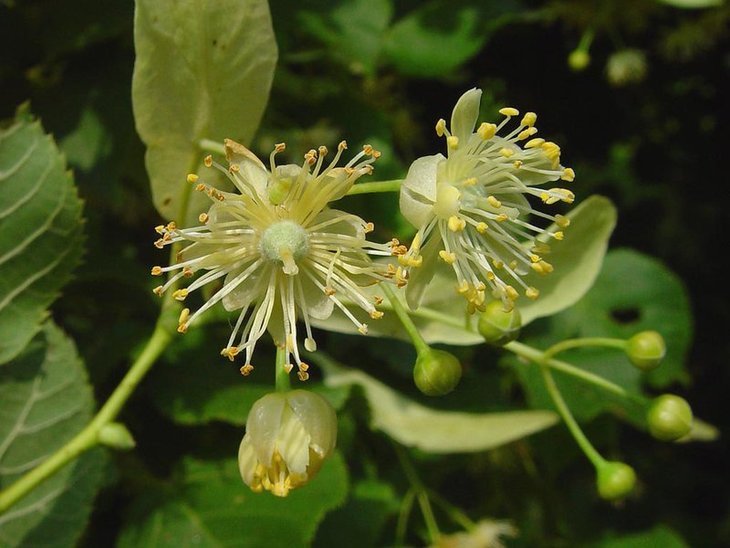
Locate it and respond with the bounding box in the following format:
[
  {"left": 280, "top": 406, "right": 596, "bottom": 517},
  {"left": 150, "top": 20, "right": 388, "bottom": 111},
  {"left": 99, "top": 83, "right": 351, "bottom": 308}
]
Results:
[{"left": 0, "top": 0, "right": 728, "bottom": 546}]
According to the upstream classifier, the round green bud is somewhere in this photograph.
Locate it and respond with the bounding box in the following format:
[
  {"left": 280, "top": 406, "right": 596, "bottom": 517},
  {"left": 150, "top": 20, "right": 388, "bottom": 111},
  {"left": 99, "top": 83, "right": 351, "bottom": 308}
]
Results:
[
  {"left": 478, "top": 300, "right": 522, "bottom": 346},
  {"left": 626, "top": 330, "right": 666, "bottom": 371},
  {"left": 647, "top": 394, "right": 693, "bottom": 442},
  {"left": 568, "top": 49, "right": 591, "bottom": 71},
  {"left": 596, "top": 461, "right": 636, "bottom": 501},
  {"left": 413, "top": 349, "right": 462, "bottom": 396}
]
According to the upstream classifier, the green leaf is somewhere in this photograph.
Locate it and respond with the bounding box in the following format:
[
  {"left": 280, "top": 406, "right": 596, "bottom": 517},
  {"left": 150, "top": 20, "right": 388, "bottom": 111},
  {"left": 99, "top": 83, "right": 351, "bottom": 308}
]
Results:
[
  {"left": 311, "top": 195, "right": 616, "bottom": 346},
  {"left": 118, "top": 454, "right": 348, "bottom": 547},
  {"left": 656, "top": 0, "right": 723, "bottom": 8},
  {"left": 0, "top": 321, "right": 104, "bottom": 547},
  {"left": 512, "top": 249, "right": 693, "bottom": 424},
  {"left": 132, "top": 0, "right": 278, "bottom": 224},
  {"left": 147, "top": 336, "right": 350, "bottom": 426},
  {"left": 382, "top": 1, "right": 520, "bottom": 77},
  {"left": 590, "top": 525, "right": 689, "bottom": 548},
  {"left": 0, "top": 107, "right": 84, "bottom": 365},
  {"left": 299, "top": 0, "right": 393, "bottom": 76},
  {"left": 316, "top": 354, "right": 558, "bottom": 454}
]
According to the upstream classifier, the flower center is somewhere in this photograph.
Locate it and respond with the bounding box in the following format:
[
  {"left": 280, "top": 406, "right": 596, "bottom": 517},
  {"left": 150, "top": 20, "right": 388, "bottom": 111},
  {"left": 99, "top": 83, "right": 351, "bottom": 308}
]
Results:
[{"left": 259, "top": 220, "right": 310, "bottom": 275}]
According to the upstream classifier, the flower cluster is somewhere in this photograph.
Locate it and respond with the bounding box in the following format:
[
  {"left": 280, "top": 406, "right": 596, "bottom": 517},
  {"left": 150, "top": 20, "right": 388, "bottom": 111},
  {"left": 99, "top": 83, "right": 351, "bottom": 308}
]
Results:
[
  {"left": 152, "top": 139, "right": 398, "bottom": 378},
  {"left": 398, "top": 88, "right": 575, "bottom": 312}
]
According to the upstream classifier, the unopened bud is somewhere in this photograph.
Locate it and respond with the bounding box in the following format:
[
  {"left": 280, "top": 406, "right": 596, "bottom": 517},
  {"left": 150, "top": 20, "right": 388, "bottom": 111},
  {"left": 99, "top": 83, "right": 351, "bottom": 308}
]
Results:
[
  {"left": 478, "top": 300, "right": 522, "bottom": 346},
  {"left": 647, "top": 394, "right": 693, "bottom": 442},
  {"left": 626, "top": 330, "right": 666, "bottom": 371},
  {"left": 568, "top": 49, "right": 591, "bottom": 72},
  {"left": 97, "top": 422, "right": 136, "bottom": 450},
  {"left": 596, "top": 461, "right": 636, "bottom": 501},
  {"left": 413, "top": 349, "right": 462, "bottom": 396}
]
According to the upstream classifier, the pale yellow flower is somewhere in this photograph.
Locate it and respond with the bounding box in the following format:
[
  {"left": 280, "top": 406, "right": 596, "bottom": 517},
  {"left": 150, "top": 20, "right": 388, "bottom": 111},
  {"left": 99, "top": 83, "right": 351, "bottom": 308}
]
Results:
[
  {"left": 399, "top": 88, "right": 575, "bottom": 312},
  {"left": 152, "top": 140, "right": 395, "bottom": 378}
]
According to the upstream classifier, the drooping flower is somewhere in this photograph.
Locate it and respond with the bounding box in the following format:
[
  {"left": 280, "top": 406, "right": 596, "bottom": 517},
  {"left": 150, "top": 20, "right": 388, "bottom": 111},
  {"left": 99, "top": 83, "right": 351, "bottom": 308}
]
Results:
[
  {"left": 152, "top": 139, "right": 398, "bottom": 378},
  {"left": 238, "top": 390, "right": 337, "bottom": 497},
  {"left": 399, "top": 88, "right": 576, "bottom": 313}
]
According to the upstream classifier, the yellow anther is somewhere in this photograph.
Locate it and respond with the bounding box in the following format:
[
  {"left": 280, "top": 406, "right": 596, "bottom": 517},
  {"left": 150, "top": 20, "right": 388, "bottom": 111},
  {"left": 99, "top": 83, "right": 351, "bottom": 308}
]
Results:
[
  {"left": 407, "top": 255, "right": 423, "bottom": 268},
  {"left": 363, "top": 144, "right": 373, "bottom": 155},
  {"left": 390, "top": 238, "right": 407, "bottom": 256},
  {"left": 370, "top": 310, "right": 384, "bottom": 320},
  {"left": 151, "top": 266, "right": 163, "bottom": 276},
  {"left": 477, "top": 122, "right": 497, "bottom": 140},
  {"left": 297, "top": 371, "right": 310, "bottom": 382},
  {"left": 373, "top": 295, "right": 383, "bottom": 305},
  {"left": 493, "top": 259, "right": 504, "bottom": 269},
  {"left": 561, "top": 167, "right": 576, "bottom": 182},
  {"left": 198, "top": 213, "right": 209, "bottom": 223},
  {"left": 553, "top": 231, "right": 564, "bottom": 241},
  {"left": 204, "top": 155, "right": 213, "bottom": 167},
  {"left": 521, "top": 112, "right": 537, "bottom": 127},
  {"left": 195, "top": 183, "right": 206, "bottom": 192},
  {"left": 153, "top": 239, "right": 165, "bottom": 249},
  {"left": 499, "top": 107, "right": 519, "bottom": 117},
  {"left": 505, "top": 285, "right": 519, "bottom": 301},
  {"left": 298, "top": 362, "right": 310, "bottom": 372},
  {"left": 487, "top": 195, "right": 502, "bottom": 208},
  {"left": 517, "top": 127, "right": 538, "bottom": 141},
  {"left": 435, "top": 118, "right": 447, "bottom": 137},
  {"left": 525, "top": 138, "right": 545, "bottom": 149},
  {"left": 363, "top": 222, "right": 374, "bottom": 233},
  {"left": 499, "top": 147, "right": 515, "bottom": 158},
  {"left": 179, "top": 307, "right": 190, "bottom": 325},
  {"left": 513, "top": 160, "right": 523, "bottom": 169},
  {"left": 439, "top": 250, "right": 456, "bottom": 264},
  {"left": 486, "top": 271, "right": 495, "bottom": 281},
  {"left": 496, "top": 213, "right": 509, "bottom": 222},
  {"left": 304, "top": 150, "right": 317, "bottom": 165},
  {"left": 447, "top": 215, "right": 466, "bottom": 232},
  {"left": 447, "top": 135, "right": 459, "bottom": 149},
  {"left": 476, "top": 222, "right": 488, "bottom": 233},
  {"left": 183, "top": 266, "right": 194, "bottom": 277},
  {"left": 229, "top": 163, "right": 240, "bottom": 173},
  {"left": 186, "top": 173, "right": 199, "bottom": 183},
  {"left": 177, "top": 323, "right": 188, "bottom": 334},
  {"left": 526, "top": 287, "right": 540, "bottom": 300},
  {"left": 338, "top": 140, "right": 348, "bottom": 151},
  {"left": 358, "top": 324, "right": 369, "bottom": 335},
  {"left": 318, "top": 145, "right": 329, "bottom": 156},
  {"left": 543, "top": 188, "right": 575, "bottom": 205},
  {"left": 152, "top": 285, "right": 164, "bottom": 296},
  {"left": 154, "top": 224, "right": 166, "bottom": 234},
  {"left": 555, "top": 214, "right": 571, "bottom": 228},
  {"left": 166, "top": 221, "right": 176, "bottom": 231},
  {"left": 240, "top": 364, "right": 254, "bottom": 376},
  {"left": 325, "top": 286, "right": 336, "bottom": 296},
  {"left": 172, "top": 288, "right": 189, "bottom": 301},
  {"left": 457, "top": 281, "right": 469, "bottom": 294},
  {"left": 530, "top": 254, "right": 541, "bottom": 263},
  {"left": 464, "top": 177, "right": 477, "bottom": 187},
  {"left": 274, "top": 142, "right": 286, "bottom": 153},
  {"left": 283, "top": 362, "right": 294, "bottom": 374}
]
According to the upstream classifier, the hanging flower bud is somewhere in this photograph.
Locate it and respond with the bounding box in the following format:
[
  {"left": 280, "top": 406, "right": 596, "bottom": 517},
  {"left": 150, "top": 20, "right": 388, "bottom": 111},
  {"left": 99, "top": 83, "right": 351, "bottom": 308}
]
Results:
[
  {"left": 646, "top": 394, "right": 693, "bottom": 442},
  {"left": 626, "top": 330, "right": 666, "bottom": 371},
  {"left": 478, "top": 300, "right": 522, "bottom": 346},
  {"left": 238, "top": 390, "right": 337, "bottom": 497},
  {"left": 596, "top": 461, "right": 636, "bottom": 501},
  {"left": 413, "top": 349, "right": 462, "bottom": 396}
]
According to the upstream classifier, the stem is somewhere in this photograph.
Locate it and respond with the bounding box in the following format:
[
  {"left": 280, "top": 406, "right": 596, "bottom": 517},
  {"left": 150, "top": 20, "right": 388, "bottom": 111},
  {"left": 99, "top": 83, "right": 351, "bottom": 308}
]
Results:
[
  {"left": 0, "top": 322, "right": 173, "bottom": 514},
  {"left": 506, "top": 341, "right": 647, "bottom": 406},
  {"left": 381, "top": 285, "right": 430, "bottom": 356},
  {"left": 539, "top": 363, "right": 605, "bottom": 468},
  {"left": 393, "top": 443, "right": 440, "bottom": 544},
  {"left": 427, "top": 489, "right": 475, "bottom": 531},
  {"left": 198, "top": 138, "right": 226, "bottom": 156},
  {"left": 346, "top": 179, "right": 402, "bottom": 196},
  {"left": 275, "top": 345, "right": 291, "bottom": 392},
  {"left": 395, "top": 489, "right": 416, "bottom": 546},
  {"left": 543, "top": 337, "right": 627, "bottom": 361}
]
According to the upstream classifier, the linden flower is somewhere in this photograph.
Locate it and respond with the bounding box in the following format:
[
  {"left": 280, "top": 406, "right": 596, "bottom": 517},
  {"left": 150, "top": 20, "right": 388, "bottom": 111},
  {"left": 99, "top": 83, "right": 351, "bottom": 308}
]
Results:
[
  {"left": 238, "top": 390, "right": 337, "bottom": 497},
  {"left": 152, "top": 139, "right": 397, "bottom": 378},
  {"left": 399, "top": 88, "right": 576, "bottom": 312}
]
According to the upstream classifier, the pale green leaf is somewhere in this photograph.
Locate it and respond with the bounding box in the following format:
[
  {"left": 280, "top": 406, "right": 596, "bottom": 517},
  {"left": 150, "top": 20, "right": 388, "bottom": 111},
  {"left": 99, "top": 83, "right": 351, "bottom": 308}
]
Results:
[
  {"left": 0, "top": 107, "right": 84, "bottom": 365},
  {"left": 0, "top": 321, "right": 104, "bottom": 547},
  {"left": 118, "top": 454, "right": 348, "bottom": 547},
  {"left": 656, "top": 0, "right": 723, "bottom": 8},
  {"left": 311, "top": 195, "right": 616, "bottom": 346},
  {"left": 132, "top": 0, "right": 277, "bottom": 224},
  {"left": 316, "top": 354, "right": 558, "bottom": 454}
]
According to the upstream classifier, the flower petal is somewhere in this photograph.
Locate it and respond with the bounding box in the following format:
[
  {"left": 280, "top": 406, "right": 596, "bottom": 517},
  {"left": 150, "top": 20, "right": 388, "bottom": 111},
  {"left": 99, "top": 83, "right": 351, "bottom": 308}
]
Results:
[
  {"left": 247, "top": 392, "right": 287, "bottom": 466},
  {"left": 400, "top": 154, "right": 443, "bottom": 228},
  {"left": 450, "top": 88, "right": 482, "bottom": 144}
]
